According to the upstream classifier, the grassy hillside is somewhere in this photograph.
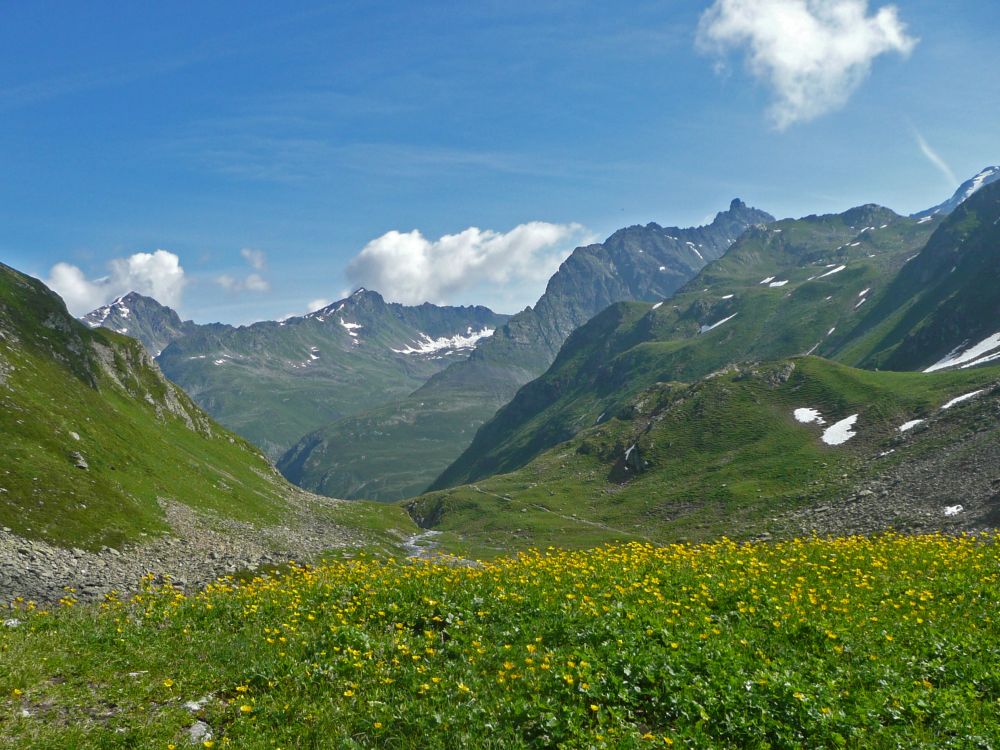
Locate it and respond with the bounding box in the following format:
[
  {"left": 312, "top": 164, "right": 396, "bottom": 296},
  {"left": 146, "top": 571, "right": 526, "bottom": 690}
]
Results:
[
  {"left": 835, "top": 180, "right": 1000, "bottom": 370},
  {"left": 433, "top": 206, "right": 939, "bottom": 491},
  {"left": 4, "top": 535, "right": 1000, "bottom": 747},
  {"left": 410, "top": 357, "right": 1000, "bottom": 556},
  {"left": 0, "top": 263, "right": 304, "bottom": 550}
]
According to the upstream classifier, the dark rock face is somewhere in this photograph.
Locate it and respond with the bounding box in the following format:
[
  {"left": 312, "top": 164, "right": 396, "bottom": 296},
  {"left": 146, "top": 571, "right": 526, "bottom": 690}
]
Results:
[{"left": 82, "top": 292, "right": 202, "bottom": 356}]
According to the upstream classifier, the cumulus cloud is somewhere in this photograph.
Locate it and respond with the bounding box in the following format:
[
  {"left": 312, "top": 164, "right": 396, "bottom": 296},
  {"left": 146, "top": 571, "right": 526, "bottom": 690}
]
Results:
[
  {"left": 240, "top": 247, "right": 266, "bottom": 270},
  {"left": 215, "top": 272, "right": 271, "bottom": 293},
  {"left": 215, "top": 248, "right": 271, "bottom": 293},
  {"left": 45, "top": 250, "right": 186, "bottom": 315},
  {"left": 697, "top": 0, "right": 917, "bottom": 129},
  {"left": 345, "top": 222, "right": 591, "bottom": 311}
]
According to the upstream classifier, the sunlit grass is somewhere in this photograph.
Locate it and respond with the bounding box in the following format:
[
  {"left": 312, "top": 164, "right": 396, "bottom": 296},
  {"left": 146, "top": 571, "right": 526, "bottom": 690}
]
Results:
[{"left": 3, "top": 534, "right": 1000, "bottom": 748}]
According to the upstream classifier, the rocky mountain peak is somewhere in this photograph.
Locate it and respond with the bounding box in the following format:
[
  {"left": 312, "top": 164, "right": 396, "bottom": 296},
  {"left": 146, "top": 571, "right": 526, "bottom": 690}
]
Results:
[
  {"left": 82, "top": 292, "right": 197, "bottom": 356},
  {"left": 913, "top": 165, "right": 1000, "bottom": 219}
]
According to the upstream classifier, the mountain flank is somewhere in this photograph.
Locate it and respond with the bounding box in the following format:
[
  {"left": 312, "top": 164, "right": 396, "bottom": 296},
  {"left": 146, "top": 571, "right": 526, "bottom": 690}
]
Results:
[{"left": 0, "top": 263, "right": 418, "bottom": 602}]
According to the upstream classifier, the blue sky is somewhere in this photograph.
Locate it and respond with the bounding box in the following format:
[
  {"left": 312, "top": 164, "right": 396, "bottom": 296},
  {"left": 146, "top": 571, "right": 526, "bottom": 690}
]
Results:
[{"left": 1, "top": 0, "right": 997, "bottom": 322}]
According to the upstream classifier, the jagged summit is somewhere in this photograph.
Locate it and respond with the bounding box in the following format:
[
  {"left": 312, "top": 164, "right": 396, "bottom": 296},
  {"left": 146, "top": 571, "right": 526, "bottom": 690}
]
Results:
[{"left": 82, "top": 292, "right": 199, "bottom": 356}]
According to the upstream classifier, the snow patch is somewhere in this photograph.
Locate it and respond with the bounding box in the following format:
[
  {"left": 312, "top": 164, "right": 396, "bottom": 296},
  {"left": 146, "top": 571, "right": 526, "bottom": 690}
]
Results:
[
  {"left": 924, "top": 332, "right": 1000, "bottom": 373},
  {"left": 794, "top": 408, "right": 826, "bottom": 425},
  {"left": 759, "top": 276, "right": 775, "bottom": 285},
  {"left": 651, "top": 302, "right": 663, "bottom": 310},
  {"left": 898, "top": 419, "right": 924, "bottom": 432},
  {"left": 391, "top": 327, "right": 494, "bottom": 355},
  {"left": 339, "top": 319, "right": 363, "bottom": 337},
  {"left": 818, "top": 265, "right": 846, "bottom": 278},
  {"left": 699, "top": 312, "right": 738, "bottom": 334},
  {"left": 961, "top": 167, "right": 999, "bottom": 202},
  {"left": 721, "top": 294, "right": 734, "bottom": 300},
  {"left": 917, "top": 216, "right": 933, "bottom": 224},
  {"left": 768, "top": 280, "right": 788, "bottom": 288},
  {"left": 821, "top": 414, "right": 858, "bottom": 446},
  {"left": 940, "top": 390, "right": 984, "bottom": 410},
  {"left": 943, "top": 505, "right": 963, "bottom": 517}
]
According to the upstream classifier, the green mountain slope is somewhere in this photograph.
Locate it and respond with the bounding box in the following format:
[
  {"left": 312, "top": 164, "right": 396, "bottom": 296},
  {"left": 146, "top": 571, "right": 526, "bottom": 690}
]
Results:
[
  {"left": 834, "top": 180, "right": 1000, "bottom": 371},
  {"left": 409, "top": 356, "right": 1000, "bottom": 554},
  {"left": 281, "top": 199, "right": 774, "bottom": 501},
  {"left": 432, "top": 204, "right": 940, "bottom": 490},
  {"left": 155, "top": 289, "right": 506, "bottom": 458},
  {"left": 0, "top": 262, "right": 296, "bottom": 550}
]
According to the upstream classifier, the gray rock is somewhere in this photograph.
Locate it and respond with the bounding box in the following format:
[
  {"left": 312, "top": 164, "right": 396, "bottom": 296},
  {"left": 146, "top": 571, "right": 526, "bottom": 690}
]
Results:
[{"left": 188, "top": 720, "right": 212, "bottom": 744}]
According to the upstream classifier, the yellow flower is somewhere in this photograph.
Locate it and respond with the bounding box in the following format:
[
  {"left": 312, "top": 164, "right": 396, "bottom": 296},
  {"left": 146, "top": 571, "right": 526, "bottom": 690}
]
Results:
[
  {"left": 162, "top": 678, "right": 174, "bottom": 688},
  {"left": 374, "top": 721, "right": 383, "bottom": 729},
  {"left": 240, "top": 704, "right": 253, "bottom": 714},
  {"left": 343, "top": 689, "right": 354, "bottom": 697},
  {"left": 590, "top": 704, "right": 599, "bottom": 712}
]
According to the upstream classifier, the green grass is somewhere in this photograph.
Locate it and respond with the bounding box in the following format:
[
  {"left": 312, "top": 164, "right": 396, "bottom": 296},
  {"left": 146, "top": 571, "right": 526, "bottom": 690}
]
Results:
[
  {"left": 0, "top": 264, "right": 294, "bottom": 549},
  {"left": 434, "top": 210, "right": 937, "bottom": 492},
  {"left": 410, "top": 357, "right": 1000, "bottom": 555},
  {"left": 3, "top": 534, "right": 1000, "bottom": 748},
  {"left": 278, "top": 388, "right": 507, "bottom": 503}
]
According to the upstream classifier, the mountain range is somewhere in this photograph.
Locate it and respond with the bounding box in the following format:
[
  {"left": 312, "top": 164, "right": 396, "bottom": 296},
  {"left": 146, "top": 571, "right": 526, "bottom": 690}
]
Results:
[
  {"left": 88, "top": 290, "right": 507, "bottom": 459},
  {"left": 66, "top": 167, "right": 1000, "bottom": 552},
  {"left": 277, "top": 199, "right": 774, "bottom": 500},
  {"left": 411, "top": 178, "right": 1000, "bottom": 552}
]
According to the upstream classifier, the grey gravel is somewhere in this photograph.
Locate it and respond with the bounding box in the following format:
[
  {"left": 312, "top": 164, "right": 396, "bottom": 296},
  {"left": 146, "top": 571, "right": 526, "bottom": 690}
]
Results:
[{"left": 0, "top": 487, "right": 360, "bottom": 604}]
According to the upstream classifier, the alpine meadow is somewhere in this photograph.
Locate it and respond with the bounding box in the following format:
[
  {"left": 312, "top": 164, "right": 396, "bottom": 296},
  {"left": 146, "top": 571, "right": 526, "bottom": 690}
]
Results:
[{"left": 2, "top": 2, "right": 1000, "bottom": 748}]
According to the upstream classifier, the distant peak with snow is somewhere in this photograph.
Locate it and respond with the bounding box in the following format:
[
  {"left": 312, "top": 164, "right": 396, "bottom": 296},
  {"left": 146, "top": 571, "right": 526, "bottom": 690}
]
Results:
[{"left": 913, "top": 165, "right": 1000, "bottom": 219}]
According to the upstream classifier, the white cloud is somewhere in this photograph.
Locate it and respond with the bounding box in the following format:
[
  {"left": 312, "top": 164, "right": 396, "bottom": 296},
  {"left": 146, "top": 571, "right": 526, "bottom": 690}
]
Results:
[
  {"left": 45, "top": 249, "right": 186, "bottom": 315},
  {"left": 345, "top": 222, "right": 592, "bottom": 312},
  {"left": 215, "top": 249, "right": 271, "bottom": 293},
  {"left": 215, "top": 272, "right": 271, "bottom": 293},
  {"left": 697, "top": 0, "right": 917, "bottom": 129},
  {"left": 240, "top": 248, "right": 266, "bottom": 270},
  {"left": 913, "top": 130, "right": 957, "bottom": 186}
]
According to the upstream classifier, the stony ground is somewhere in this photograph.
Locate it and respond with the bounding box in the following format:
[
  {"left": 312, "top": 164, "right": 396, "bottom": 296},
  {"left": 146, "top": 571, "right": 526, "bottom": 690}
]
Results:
[
  {"left": 775, "top": 385, "right": 1000, "bottom": 537},
  {"left": 0, "top": 487, "right": 363, "bottom": 604}
]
